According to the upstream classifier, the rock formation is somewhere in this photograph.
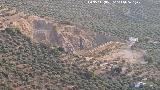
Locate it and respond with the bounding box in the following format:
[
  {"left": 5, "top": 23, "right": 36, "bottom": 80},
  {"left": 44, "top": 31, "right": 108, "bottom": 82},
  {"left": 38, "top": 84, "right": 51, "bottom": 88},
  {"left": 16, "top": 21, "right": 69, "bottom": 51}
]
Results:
[
  {"left": 0, "top": 8, "right": 146, "bottom": 65},
  {"left": 0, "top": 8, "right": 96, "bottom": 52}
]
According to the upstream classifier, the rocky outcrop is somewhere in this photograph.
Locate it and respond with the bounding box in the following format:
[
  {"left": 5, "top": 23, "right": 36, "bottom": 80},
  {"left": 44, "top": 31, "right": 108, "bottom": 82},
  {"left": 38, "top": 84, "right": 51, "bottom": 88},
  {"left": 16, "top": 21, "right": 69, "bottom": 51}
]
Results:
[
  {"left": 1, "top": 8, "right": 127, "bottom": 53},
  {"left": 0, "top": 8, "right": 146, "bottom": 64},
  {"left": 0, "top": 8, "right": 96, "bottom": 52}
]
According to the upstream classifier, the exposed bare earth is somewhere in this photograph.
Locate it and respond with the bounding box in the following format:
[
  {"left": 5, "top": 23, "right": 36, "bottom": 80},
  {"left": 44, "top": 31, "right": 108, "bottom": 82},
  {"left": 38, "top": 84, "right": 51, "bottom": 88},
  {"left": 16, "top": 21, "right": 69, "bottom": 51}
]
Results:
[{"left": 0, "top": 8, "right": 146, "bottom": 65}]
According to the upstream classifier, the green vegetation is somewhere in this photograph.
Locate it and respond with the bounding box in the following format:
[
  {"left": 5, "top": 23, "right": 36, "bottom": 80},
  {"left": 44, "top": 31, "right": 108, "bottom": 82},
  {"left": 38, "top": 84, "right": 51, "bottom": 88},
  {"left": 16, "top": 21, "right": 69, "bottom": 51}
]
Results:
[
  {"left": 0, "top": 0, "right": 160, "bottom": 64},
  {"left": 5, "top": 28, "right": 21, "bottom": 35},
  {"left": 50, "top": 46, "right": 64, "bottom": 57},
  {"left": 0, "top": 0, "right": 160, "bottom": 89},
  {"left": 0, "top": 28, "right": 110, "bottom": 89},
  {"left": 0, "top": 28, "right": 160, "bottom": 90}
]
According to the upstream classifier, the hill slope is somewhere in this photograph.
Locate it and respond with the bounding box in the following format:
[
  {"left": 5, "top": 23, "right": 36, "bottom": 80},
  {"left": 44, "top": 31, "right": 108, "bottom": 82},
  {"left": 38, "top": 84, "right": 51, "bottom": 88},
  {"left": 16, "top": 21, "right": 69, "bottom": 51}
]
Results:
[
  {"left": 0, "top": 28, "right": 160, "bottom": 90},
  {"left": 0, "top": 0, "right": 160, "bottom": 63}
]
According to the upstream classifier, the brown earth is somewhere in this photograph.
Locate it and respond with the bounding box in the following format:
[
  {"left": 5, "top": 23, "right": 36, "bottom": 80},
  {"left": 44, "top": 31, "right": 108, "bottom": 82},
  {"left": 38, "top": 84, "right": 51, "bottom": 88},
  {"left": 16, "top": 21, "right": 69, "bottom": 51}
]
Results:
[{"left": 0, "top": 7, "right": 146, "bottom": 65}]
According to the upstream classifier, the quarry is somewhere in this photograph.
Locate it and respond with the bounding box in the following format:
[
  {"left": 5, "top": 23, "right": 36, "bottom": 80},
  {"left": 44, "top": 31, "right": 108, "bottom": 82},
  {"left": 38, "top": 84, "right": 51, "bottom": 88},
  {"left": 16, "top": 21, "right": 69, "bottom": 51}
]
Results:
[{"left": 0, "top": 8, "right": 146, "bottom": 65}]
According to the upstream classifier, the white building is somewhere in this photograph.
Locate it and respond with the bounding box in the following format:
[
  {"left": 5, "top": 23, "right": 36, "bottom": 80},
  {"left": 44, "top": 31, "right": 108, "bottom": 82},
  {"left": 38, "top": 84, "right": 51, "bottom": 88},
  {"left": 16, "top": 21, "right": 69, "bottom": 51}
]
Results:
[
  {"left": 135, "top": 82, "right": 146, "bottom": 88},
  {"left": 129, "top": 37, "right": 138, "bottom": 42},
  {"left": 128, "top": 37, "right": 138, "bottom": 47}
]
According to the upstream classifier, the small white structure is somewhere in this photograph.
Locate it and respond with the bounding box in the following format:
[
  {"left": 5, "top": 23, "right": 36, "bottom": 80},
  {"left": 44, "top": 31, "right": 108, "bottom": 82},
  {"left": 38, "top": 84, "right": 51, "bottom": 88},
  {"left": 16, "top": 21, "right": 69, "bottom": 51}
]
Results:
[
  {"left": 128, "top": 37, "right": 138, "bottom": 47},
  {"left": 135, "top": 82, "right": 146, "bottom": 88},
  {"left": 150, "top": 84, "right": 153, "bottom": 87},
  {"left": 129, "top": 37, "right": 138, "bottom": 42}
]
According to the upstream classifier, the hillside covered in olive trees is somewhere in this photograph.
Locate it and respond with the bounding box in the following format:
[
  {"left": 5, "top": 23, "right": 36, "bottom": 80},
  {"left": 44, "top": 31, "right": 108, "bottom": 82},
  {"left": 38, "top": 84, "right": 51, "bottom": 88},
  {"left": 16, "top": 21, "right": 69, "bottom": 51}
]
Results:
[
  {"left": 0, "top": 0, "right": 160, "bottom": 90},
  {"left": 0, "top": 0, "right": 160, "bottom": 64},
  {"left": 0, "top": 28, "right": 160, "bottom": 90}
]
